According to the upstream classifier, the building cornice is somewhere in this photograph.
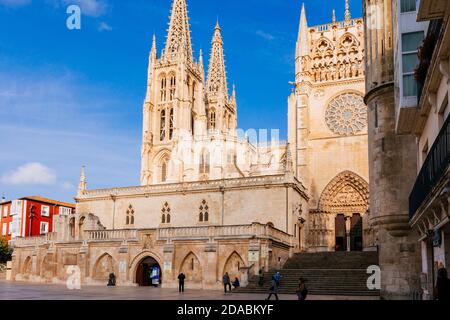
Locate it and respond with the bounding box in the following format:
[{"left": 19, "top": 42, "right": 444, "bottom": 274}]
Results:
[{"left": 76, "top": 174, "right": 308, "bottom": 203}]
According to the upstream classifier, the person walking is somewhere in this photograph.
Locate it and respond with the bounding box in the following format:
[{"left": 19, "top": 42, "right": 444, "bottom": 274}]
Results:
[
  {"left": 435, "top": 267, "right": 450, "bottom": 301},
  {"left": 223, "top": 272, "right": 232, "bottom": 294},
  {"left": 274, "top": 271, "right": 282, "bottom": 286},
  {"left": 178, "top": 272, "right": 186, "bottom": 293},
  {"left": 265, "top": 276, "right": 279, "bottom": 300},
  {"left": 296, "top": 278, "right": 308, "bottom": 301}
]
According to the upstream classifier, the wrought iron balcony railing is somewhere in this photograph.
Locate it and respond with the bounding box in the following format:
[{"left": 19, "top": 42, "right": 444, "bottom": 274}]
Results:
[{"left": 410, "top": 114, "right": 450, "bottom": 219}]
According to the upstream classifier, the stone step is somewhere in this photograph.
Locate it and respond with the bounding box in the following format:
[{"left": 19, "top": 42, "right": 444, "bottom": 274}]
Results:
[{"left": 235, "top": 252, "right": 380, "bottom": 297}]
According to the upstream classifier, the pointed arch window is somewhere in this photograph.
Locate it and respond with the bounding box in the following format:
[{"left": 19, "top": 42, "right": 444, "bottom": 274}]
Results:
[
  {"left": 160, "top": 77, "right": 167, "bottom": 102},
  {"left": 209, "top": 110, "right": 216, "bottom": 130},
  {"left": 199, "top": 150, "right": 210, "bottom": 175},
  {"left": 169, "top": 108, "right": 174, "bottom": 140},
  {"left": 161, "top": 202, "right": 171, "bottom": 224},
  {"left": 169, "top": 75, "right": 176, "bottom": 101},
  {"left": 160, "top": 109, "right": 166, "bottom": 141},
  {"left": 126, "top": 205, "right": 135, "bottom": 226},
  {"left": 161, "top": 158, "right": 168, "bottom": 183},
  {"left": 199, "top": 200, "right": 209, "bottom": 222}
]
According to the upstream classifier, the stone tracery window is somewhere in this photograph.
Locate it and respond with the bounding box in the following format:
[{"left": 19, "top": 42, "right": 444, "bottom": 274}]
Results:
[
  {"left": 160, "top": 76, "right": 167, "bottom": 102},
  {"left": 325, "top": 93, "right": 367, "bottom": 136},
  {"left": 208, "top": 110, "right": 216, "bottom": 130},
  {"left": 126, "top": 205, "right": 135, "bottom": 226},
  {"left": 169, "top": 75, "right": 176, "bottom": 100},
  {"left": 160, "top": 109, "right": 166, "bottom": 141},
  {"left": 161, "top": 202, "right": 171, "bottom": 224},
  {"left": 169, "top": 108, "right": 174, "bottom": 140},
  {"left": 199, "top": 200, "right": 209, "bottom": 222}
]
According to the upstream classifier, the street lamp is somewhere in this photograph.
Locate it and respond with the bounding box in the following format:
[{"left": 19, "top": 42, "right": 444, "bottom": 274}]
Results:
[{"left": 28, "top": 205, "right": 36, "bottom": 237}]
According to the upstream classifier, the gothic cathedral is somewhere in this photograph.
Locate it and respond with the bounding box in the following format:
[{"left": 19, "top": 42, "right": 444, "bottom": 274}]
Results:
[{"left": 10, "top": 0, "right": 373, "bottom": 289}]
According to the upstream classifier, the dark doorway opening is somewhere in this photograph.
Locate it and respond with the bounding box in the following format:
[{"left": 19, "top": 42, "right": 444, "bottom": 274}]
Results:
[
  {"left": 350, "top": 214, "right": 363, "bottom": 251},
  {"left": 335, "top": 214, "right": 347, "bottom": 251},
  {"left": 136, "top": 256, "right": 161, "bottom": 287}
]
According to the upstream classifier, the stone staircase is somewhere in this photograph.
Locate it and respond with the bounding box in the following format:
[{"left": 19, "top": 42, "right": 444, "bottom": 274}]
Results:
[{"left": 236, "top": 252, "right": 380, "bottom": 297}]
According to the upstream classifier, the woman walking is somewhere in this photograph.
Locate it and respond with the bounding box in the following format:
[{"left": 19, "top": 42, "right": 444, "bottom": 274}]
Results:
[{"left": 265, "top": 276, "right": 279, "bottom": 300}]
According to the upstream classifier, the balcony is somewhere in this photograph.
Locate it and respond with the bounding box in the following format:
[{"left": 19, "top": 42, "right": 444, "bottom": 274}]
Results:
[
  {"left": 157, "top": 223, "right": 293, "bottom": 246},
  {"left": 410, "top": 114, "right": 450, "bottom": 219}
]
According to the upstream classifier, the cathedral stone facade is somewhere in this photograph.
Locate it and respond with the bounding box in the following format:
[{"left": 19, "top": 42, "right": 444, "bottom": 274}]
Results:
[
  {"left": 288, "top": 2, "right": 374, "bottom": 253},
  {"left": 10, "top": 0, "right": 372, "bottom": 290}
]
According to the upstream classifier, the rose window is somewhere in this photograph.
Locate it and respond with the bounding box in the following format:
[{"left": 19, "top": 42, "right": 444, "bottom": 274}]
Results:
[{"left": 325, "top": 93, "right": 367, "bottom": 136}]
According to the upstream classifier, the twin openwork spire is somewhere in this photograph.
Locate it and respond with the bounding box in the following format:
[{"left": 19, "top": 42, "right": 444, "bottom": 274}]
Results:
[
  {"left": 207, "top": 20, "right": 229, "bottom": 99},
  {"left": 165, "top": 0, "right": 193, "bottom": 62}
]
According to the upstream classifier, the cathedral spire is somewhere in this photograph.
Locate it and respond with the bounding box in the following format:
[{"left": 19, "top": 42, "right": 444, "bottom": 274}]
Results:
[
  {"left": 149, "top": 34, "right": 157, "bottom": 71},
  {"left": 78, "top": 166, "right": 87, "bottom": 195},
  {"left": 207, "top": 20, "right": 228, "bottom": 99},
  {"left": 332, "top": 9, "right": 336, "bottom": 23},
  {"left": 296, "top": 3, "right": 308, "bottom": 57},
  {"left": 344, "top": 0, "right": 351, "bottom": 24},
  {"left": 165, "top": 0, "right": 193, "bottom": 62},
  {"left": 230, "top": 83, "right": 236, "bottom": 105}
]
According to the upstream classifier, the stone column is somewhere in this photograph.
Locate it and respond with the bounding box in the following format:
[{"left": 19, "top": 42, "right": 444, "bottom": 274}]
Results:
[
  {"left": 163, "top": 243, "right": 175, "bottom": 289},
  {"left": 204, "top": 242, "right": 218, "bottom": 289},
  {"left": 365, "top": 86, "right": 421, "bottom": 299}
]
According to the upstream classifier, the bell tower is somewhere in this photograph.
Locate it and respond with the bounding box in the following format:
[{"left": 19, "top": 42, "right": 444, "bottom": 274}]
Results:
[{"left": 140, "top": 0, "right": 205, "bottom": 186}]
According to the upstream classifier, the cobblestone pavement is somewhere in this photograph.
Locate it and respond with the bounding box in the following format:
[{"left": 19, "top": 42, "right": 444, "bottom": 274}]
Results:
[{"left": 0, "top": 280, "right": 379, "bottom": 300}]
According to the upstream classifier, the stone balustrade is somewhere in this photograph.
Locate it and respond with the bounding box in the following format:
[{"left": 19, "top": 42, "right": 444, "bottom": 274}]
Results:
[
  {"left": 11, "top": 233, "right": 56, "bottom": 247},
  {"left": 157, "top": 223, "right": 293, "bottom": 246},
  {"left": 85, "top": 229, "right": 138, "bottom": 242}
]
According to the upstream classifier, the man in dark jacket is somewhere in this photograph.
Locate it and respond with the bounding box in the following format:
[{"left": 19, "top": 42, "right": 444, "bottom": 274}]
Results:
[
  {"left": 223, "top": 272, "right": 232, "bottom": 294},
  {"left": 178, "top": 272, "right": 186, "bottom": 293}
]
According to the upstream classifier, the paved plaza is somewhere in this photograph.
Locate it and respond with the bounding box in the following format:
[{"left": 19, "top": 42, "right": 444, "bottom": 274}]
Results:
[{"left": 0, "top": 280, "right": 378, "bottom": 300}]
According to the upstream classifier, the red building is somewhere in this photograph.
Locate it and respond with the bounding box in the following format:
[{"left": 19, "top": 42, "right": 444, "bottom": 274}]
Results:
[{"left": 0, "top": 196, "right": 75, "bottom": 241}]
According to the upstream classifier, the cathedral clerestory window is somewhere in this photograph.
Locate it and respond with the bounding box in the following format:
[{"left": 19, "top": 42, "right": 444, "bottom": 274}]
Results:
[
  {"left": 161, "top": 202, "right": 171, "bottom": 224},
  {"left": 199, "top": 200, "right": 209, "bottom": 222},
  {"left": 126, "top": 205, "right": 135, "bottom": 226}
]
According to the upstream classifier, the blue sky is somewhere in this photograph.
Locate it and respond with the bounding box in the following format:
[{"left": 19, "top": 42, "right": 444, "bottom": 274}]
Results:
[{"left": 0, "top": 0, "right": 362, "bottom": 202}]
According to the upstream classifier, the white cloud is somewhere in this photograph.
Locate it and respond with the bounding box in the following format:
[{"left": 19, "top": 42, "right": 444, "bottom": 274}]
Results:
[
  {"left": 0, "top": 0, "right": 31, "bottom": 7},
  {"left": 61, "top": 181, "right": 75, "bottom": 190},
  {"left": 255, "top": 30, "right": 275, "bottom": 41},
  {"left": 98, "top": 21, "right": 112, "bottom": 32},
  {"left": 0, "top": 0, "right": 108, "bottom": 17},
  {"left": 61, "top": 0, "right": 107, "bottom": 17},
  {"left": 1, "top": 163, "right": 57, "bottom": 186}
]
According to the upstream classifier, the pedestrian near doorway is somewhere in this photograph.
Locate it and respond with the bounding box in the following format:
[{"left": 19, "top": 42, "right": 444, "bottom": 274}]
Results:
[
  {"left": 178, "top": 272, "right": 186, "bottom": 293},
  {"left": 296, "top": 278, "right": 308, "bottom": 300}
]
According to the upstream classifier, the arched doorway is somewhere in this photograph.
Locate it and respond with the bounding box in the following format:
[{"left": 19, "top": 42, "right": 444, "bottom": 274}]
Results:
[
  {"left": 317, "top": 171, "right": 370, "bottom": 252},
  {"left": 136, "top": 256, "right": 161, "bottom": 287}
]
